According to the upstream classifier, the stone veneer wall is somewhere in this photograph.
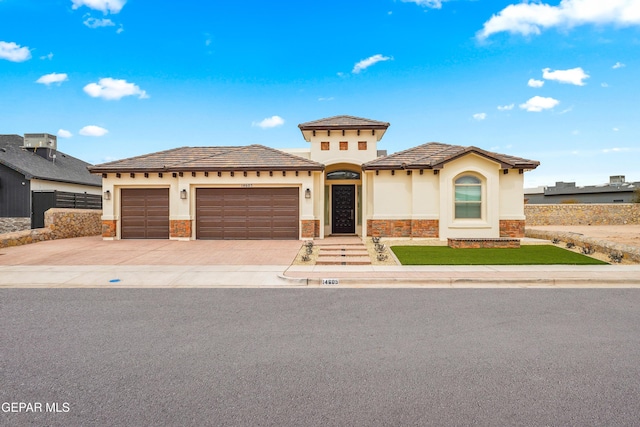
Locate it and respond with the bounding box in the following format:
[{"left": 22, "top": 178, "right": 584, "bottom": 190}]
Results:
[
  {"left": 448, "top": 238, "right": 520, "bottom": 249},
  {"left": 170, "top": 219, "right": 192, "bottom": 239},
  {"left": 525, "top": 204, "right": 640, "bottom": 226},
  {"left": 301, "top": 220, "right": 320, "bottom": 238},
  {"left": 0, "top": 217, "right": 31, "bottom": 234},
  {"left": 367, "top": 219, "right": 439, "bottom": 238},
  {"left": 0, "top": 209, "right": 101, "bottom": 249},
  {"left": 500, "top": 220, "right": 525, "bottom": 238}
]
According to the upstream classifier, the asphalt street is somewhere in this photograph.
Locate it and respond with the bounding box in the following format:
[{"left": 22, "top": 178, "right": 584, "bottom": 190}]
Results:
[{"left": 2, "top": 289, "right": 640, "bottom": 426}]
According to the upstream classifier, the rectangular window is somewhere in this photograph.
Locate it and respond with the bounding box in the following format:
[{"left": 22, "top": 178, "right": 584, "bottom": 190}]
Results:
[
  {"left": 321, "top": 141, "right": 330, "bottom": 151},
  {"left": 340, "top": 141, "right": 348, "bottom": 150},
  {"left": 358, "top": 141, "right": 367, "bottom": 150}
]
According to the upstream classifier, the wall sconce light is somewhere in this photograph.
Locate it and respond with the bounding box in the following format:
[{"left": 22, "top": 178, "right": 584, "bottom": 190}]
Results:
[
  {"left": 180, "top": 189, "right": 188, "bottom": 199},
  {"left": 305, "top": 188, "right": 311, "bottom": 199},
  {"left": 103, "top": 190, "right": 111, "bottom": 200}
]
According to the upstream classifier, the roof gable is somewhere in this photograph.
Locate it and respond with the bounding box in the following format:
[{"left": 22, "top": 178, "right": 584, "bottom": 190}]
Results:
[
  {"left": 0, "top": 135, "right": 101, "bottom": 186},
  {"left": 362, "top": 142, "right": 540, "bottom": 171},
  {"left": 88, "top": 145, "right": 325, "bottom": 173},
  {"left": 298, "top": 115, "right": 390, "bottom": 130}
]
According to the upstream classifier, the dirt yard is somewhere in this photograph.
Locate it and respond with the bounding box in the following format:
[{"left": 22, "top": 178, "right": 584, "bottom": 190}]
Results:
[{"left": 528, "top": 225, "right": 640, "bottom": 249}]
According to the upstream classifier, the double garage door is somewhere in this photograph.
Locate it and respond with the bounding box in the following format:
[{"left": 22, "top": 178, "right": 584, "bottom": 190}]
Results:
[
  {"left": 196, "top": 188, "right": 299, "bottom": 240},
  {"left": 120, "top": 187, "right": 299, "bottom": 240}
]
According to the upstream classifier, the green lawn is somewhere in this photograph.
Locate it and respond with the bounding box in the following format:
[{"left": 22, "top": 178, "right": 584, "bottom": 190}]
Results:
[{"left": 390, "top": 245, "right": 608, "bottom": 265}]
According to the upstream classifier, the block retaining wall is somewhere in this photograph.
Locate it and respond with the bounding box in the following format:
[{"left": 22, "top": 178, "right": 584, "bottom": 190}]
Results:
[
  {"left": 0, "top": 209, "right": 101, "bottom": 249},
  {"left": 525, "top": 204, "right": 640, "bottom": 226}
]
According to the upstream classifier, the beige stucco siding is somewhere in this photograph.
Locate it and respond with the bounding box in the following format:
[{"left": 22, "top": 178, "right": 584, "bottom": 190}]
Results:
[
  {"left": 410, "top": 172, "right": 440, "bottom": 219},
  {"left": 307, "top": 130, "right": 380, "bottom": 165},
  {"left": 371, "top": 171, "right": 412, "bottom": 219},
  {"left": 438, "top": 154, "right": 501, "bottom": 239},
  {"left": 499, "top": 171, "right": 526, "bottom": 219},
  {"left": 30, "top": 178, "right": 102, "bottom": 195}
]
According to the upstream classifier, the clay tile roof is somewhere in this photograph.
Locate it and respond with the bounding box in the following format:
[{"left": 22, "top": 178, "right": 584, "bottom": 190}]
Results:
[
  {"left": 298, "top": 115, "right": 390, "bottom": 130},
  {"left": 88, "top": 145, "right": 324, "bottom": 173},
  {"left": 362, "top": 142, "right": 540, "bottom": 171}
]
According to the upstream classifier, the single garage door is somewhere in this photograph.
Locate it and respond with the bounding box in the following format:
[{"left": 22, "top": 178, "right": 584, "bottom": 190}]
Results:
[
  {"left": 196, "top": 188, "right": 299, "bottom": 240},
  {"left": 121, "top": 188, "right": 170, "bottom": 239}
]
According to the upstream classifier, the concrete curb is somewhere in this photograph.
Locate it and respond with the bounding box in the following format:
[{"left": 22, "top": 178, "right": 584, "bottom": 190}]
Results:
[{"left": 278, "top": 274, "right": 640, "bottom": 288}]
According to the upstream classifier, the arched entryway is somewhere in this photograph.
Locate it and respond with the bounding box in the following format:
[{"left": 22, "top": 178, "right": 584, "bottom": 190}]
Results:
[{"left": 324, "top": 163, "right": 362, "bottom": 235}]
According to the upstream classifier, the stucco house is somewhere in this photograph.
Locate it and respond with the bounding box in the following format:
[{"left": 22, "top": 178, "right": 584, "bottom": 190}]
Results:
[{"left": 88, "top": 115, "right": 539, "bottom": 241}]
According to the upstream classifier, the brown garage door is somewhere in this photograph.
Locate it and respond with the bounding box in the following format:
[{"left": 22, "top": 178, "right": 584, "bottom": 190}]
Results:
[
  {"left": 121, "top": 188, "right": 170, "bottom": 239},
  {"left": 196, "top": 188, "right": 299, "bottom": 240}
]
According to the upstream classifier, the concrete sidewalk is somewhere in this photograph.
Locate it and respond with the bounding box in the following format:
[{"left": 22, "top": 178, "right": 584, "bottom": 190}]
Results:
[{"left": 1, "top": 264, "right": 639, "bottom": 288}]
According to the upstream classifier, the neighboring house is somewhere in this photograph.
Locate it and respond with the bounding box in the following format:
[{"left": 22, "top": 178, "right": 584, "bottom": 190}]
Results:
[
  {"left": 0, "top": 134, "right": 102, "bottom": 232},
  {"left": 525, "top": 176, "right": 639, "bottom": 204},
  {"left": 88, "top": 115, "right": 539, "bottom": 241}
]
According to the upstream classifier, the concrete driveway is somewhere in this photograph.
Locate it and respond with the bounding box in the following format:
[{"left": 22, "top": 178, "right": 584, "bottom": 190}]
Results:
[{"left": 0, "top": 236, "right": 303, "bottom": 266}]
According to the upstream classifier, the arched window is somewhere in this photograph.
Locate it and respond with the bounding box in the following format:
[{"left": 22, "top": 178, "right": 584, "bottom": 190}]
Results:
[
  {"left": 454, "top": 175, "right": 482, "bottom": 219},
  {"left": 326, "top": 170, "right": 360, "bottom": 180}
]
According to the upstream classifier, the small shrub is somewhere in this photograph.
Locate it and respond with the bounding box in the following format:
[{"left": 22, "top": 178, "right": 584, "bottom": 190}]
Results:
[{"left": 609, "top": 251, "right": 624, "bottom": 263}]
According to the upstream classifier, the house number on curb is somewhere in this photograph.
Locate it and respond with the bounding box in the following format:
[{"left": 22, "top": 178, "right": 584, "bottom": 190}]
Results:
[{"left": 322, "top": 278, "right": 340, "bottom": 285}]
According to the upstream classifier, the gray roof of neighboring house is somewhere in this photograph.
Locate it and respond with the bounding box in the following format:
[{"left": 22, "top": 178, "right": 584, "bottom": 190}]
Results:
[
  {"left": 543, "top": 181, "right": 639, "bottom": 196},
  {"left": 298, "top": 115, "right": 390, "bottom": 130},
  {"left": 88, "top": 144, "right": 325, "bottom": 173},
  {"left": 0, "top": 134, "right": 101, "bottom": 187},
  {"left": 362, "top": 142, "right": 540, "bottom": 171}
]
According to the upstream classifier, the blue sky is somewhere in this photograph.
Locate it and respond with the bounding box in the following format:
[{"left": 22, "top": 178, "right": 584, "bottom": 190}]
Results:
[{"left": 1, "top": 0, "right": 639, "bottom": 187}]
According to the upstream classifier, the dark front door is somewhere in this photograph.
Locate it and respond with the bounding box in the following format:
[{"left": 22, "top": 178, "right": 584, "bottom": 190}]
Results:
[{"left": 332, "top": 185, "right": 355, "bottom": 234}]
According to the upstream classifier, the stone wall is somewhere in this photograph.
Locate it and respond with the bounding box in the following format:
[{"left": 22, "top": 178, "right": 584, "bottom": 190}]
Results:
[
  {"left": 0, "top": 217, "right": 31, "bottom": 234},
  {"left": 448, "top": 238, "right": 520, "bottom": 249},
  {"left": 525, "top": 204, "right": 640, "bottom": 226},
  {"left": 301, "top": 220, "right": 320, "bottom": 238},
  {"left": 367, "top": 219, "right": 440, "bottom": 238},
  {"left": 0, "top": 208, "right": 101, "bottom": 249}
]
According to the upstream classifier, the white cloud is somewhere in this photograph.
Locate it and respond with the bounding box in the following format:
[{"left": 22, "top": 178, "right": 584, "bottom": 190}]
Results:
[
  {"left": 83, "top": 78, "right": 149, "bottom": 100},
  {"left": 352, "top": 54, "right": 392, "bottom": 74},
  {"left": 602, "top": 147, "right": 631, "bottom": 153},
  {"left": 40, "top": 52, "right": 54, "bottom": 60},
  {"left": 478, "top": 0, "right": 640, "bottom": 40},
  {"left": 36, "top": 73, "right": 69, "bottom": 86},
  {"left": 252, "top": 116, "right": 285, "bottom": 129},
  {"left": 528, "top": 78, "right": 545, "bottom": 88},
  {"left": 71, "top": 0, "right": 126, "bottom": 14},
  {"left": 601, "top": 82, "right": 609, "bottom": 87},
  {"left": 542, "top": 67, "right": 589, "bottom": 86},
  {"left": 401, "top": 0, "right": 446, "bottom": 8},
  {"left": 57, "top": 129, "right": 73, "bottom": 138},
  {"left": 613, "top": 61, "right": 626, "bottom": 69},
  {"left": 497, "top": 104, "right": 515, "bottom": 111},
  {"left": 473, "top": 113, "right": 487, "bottom": 121},
  {"left": 318, "top": 97, "right": 334, "bottom": 102},
  {"left": 0, "top": 41, "right": 31, "bottom": 62},
  {"left": 84, "top": 17, "right": 115, "bottom": 28},
  {"left": 613, "top": 127, "right": 620, "bottom": 131},
  {"left": 519, "top": 96, "right": 560, "bottom": 112},
  {"left": 79, "top": 125, "right": 108, "bottom": 137}
]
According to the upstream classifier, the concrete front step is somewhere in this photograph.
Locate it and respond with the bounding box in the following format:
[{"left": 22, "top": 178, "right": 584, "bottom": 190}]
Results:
[
  {"left": 319, "top": 250, "right": 369, "bottom": 257},
  {"left": 315, "top": 256, "right": 372, "bottom": 265},
  {"left": 315, "top": 244, "right": 366, "bottom": 249}
]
